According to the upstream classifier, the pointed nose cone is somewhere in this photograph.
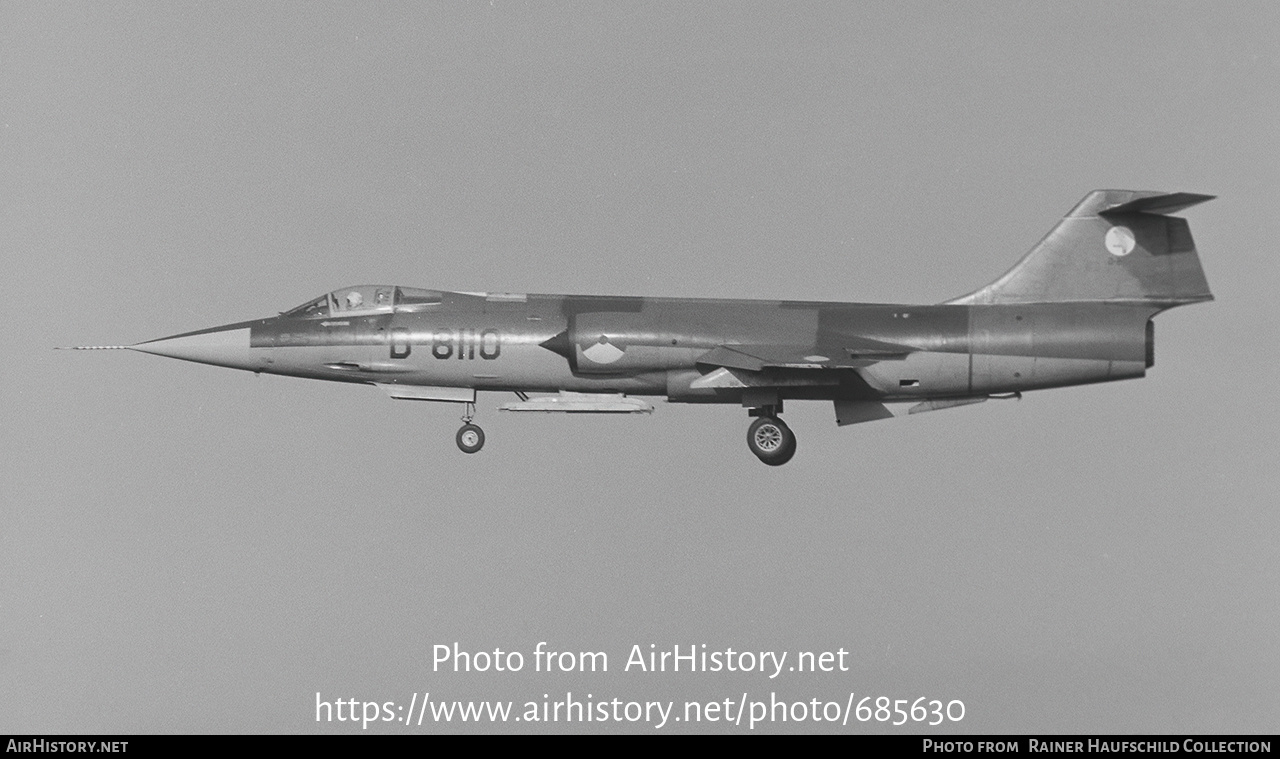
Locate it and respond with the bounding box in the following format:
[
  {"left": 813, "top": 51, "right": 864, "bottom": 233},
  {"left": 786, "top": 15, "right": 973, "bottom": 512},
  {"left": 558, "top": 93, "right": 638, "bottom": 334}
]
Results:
[{"left": 130, "top": 322, "right": 260, "bottom": 371}]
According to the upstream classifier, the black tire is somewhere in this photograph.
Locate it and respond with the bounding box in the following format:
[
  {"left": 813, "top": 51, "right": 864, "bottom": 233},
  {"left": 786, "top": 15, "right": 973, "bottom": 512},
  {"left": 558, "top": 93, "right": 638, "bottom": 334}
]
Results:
[
  {"left": 747, "top": 416, "right": 796, "bottom": 466},
  {"left": 456, "top": 423, "right": 485, "bottom": 454}
]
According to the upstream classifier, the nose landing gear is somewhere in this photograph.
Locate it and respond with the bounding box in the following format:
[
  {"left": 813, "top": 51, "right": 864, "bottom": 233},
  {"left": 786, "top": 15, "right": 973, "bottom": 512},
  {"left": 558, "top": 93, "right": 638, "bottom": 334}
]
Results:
[
  {"left": 456, "top": 402, "right": 485, "bottom": 453},
  {"left": 747, "top": 413, "right": 795, "bottom": 466}
]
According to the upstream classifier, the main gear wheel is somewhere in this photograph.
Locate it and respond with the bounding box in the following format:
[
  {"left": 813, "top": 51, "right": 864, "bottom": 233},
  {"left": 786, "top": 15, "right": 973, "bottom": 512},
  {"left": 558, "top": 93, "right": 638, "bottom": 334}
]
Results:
[{"left": 746, "top": 416, "right": 795, "bottom": 466}]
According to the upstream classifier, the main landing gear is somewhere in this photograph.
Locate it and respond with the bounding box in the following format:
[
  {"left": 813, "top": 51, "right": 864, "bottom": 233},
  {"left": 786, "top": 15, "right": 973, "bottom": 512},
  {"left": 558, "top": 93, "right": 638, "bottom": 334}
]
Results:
[
  {"left": 746, "top": 407, "right": 796, "bottom": 466},
  {"left": 456, "top": 402, "right": 485, "bottom": 454}
]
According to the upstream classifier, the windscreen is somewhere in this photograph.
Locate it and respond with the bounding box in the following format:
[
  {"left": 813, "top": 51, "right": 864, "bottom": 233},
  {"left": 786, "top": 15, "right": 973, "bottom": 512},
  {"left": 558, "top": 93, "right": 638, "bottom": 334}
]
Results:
[{"left": 283, "top": 295, "right": 330, "bottom": 318}]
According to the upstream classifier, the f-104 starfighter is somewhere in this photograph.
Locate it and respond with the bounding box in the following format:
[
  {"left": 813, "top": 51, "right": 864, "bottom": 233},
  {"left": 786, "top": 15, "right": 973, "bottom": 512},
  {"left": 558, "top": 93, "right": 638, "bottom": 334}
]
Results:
[{"left": 66, "top": 190, "right": 1214, "bottom": 465}]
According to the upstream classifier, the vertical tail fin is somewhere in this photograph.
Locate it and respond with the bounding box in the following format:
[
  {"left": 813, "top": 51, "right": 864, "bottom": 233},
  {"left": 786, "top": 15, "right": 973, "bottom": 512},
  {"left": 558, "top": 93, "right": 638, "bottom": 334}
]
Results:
[{"left": 948, "top": 190, "right": 1214, "bottom": 307}]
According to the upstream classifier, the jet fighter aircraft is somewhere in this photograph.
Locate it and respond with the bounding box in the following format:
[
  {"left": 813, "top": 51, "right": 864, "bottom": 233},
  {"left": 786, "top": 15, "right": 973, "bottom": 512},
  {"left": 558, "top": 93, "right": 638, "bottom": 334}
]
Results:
[{"left": 65, "top": 190, "right": 1214, "bottom": 465}]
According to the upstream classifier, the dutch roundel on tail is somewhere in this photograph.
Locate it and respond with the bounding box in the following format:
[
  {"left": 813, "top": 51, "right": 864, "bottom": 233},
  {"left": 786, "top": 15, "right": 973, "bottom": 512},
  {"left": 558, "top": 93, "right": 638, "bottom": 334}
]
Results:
[{"left": 63, "top": 190, "right": 1214, "bottom": 465}]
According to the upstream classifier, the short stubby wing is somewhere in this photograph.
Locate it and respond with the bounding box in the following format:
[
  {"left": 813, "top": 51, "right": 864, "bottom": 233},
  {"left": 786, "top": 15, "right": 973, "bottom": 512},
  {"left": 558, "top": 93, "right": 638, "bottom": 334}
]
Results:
[{"left": 696, "top": 336, "right": 915, "bottom": 371}]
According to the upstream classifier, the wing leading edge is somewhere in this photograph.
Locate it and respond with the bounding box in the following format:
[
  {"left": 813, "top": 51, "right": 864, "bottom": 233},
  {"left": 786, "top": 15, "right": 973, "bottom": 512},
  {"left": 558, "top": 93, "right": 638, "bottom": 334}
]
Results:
[{"left": 695, "top": 336, "right": 914, "bottom": 372}]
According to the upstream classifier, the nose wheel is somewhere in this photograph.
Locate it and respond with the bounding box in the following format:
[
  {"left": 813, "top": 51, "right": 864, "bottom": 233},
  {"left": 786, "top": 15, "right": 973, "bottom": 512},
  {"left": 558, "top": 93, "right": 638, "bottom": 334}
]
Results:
[
  {"left": 747, "top": 416, "right": 796, "bottom": 466},
  {"left": 456, "top": 423, "right": 485, "bottom": 453},
  {"left": 456, "top": 402, "right": 485, "bottom": 453}
]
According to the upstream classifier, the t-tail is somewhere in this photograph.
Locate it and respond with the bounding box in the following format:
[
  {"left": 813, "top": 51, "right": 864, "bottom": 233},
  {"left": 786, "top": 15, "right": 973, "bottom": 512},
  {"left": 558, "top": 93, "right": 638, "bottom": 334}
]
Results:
[{"left": 948, "top": 190, "right": 1214, "bottom": 308}]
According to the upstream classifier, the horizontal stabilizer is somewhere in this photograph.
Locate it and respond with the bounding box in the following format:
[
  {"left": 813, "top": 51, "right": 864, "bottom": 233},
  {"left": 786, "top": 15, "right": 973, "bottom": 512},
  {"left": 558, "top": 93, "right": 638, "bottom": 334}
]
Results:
[
  {"left": 499, "top": 392, "right": 653, "bottom": 414},
  {"left": 1099, "top": 192, "right": 1215, "bottom": 217}
]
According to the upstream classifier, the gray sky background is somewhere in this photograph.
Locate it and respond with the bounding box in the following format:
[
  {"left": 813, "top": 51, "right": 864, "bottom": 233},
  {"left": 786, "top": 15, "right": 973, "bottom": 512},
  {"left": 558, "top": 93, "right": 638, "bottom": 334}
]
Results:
[{"left": 2, "top": 1, "right": 1276, "bottom": 734}]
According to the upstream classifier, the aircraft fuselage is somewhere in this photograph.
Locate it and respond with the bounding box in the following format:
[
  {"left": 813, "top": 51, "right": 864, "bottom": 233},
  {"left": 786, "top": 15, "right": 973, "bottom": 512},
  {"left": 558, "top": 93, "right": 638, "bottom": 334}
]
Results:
[
  {"left": 145, "top": 291, "right": 1157, "bottom": 404},
  {"left": 70, "top": 189, "right": 1215, "bottom": 465}
]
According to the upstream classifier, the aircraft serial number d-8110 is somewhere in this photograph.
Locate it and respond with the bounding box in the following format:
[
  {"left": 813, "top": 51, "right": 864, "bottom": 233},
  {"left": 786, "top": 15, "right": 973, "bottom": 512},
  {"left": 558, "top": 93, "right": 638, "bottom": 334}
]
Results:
[{"left": 65, "top": 190, "right": 1215, "bottom": 465}]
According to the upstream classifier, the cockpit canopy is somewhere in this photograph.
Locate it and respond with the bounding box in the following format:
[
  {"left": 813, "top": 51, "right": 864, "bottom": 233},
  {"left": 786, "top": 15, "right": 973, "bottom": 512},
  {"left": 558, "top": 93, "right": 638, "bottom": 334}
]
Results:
[{"left": 283, "top": 286, "right": 442, "bottom": 318}]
